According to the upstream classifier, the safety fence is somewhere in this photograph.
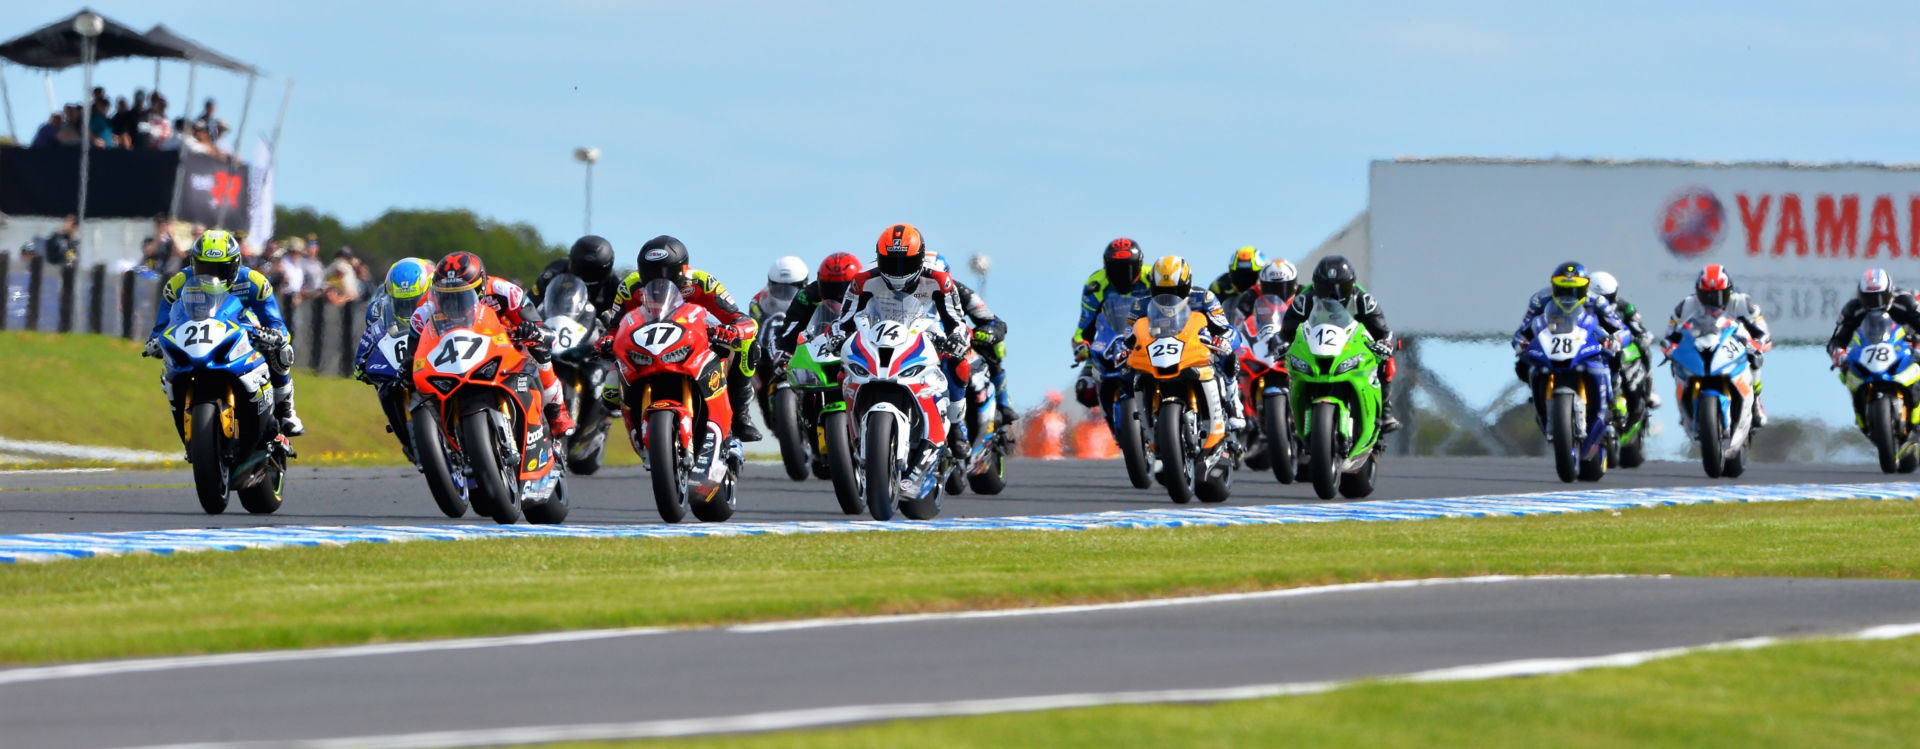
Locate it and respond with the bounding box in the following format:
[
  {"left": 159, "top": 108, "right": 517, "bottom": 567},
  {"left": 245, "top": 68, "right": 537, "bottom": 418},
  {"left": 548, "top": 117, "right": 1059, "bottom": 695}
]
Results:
[{"left": 0, "top": 252, "right": 369, "bottom": 377}]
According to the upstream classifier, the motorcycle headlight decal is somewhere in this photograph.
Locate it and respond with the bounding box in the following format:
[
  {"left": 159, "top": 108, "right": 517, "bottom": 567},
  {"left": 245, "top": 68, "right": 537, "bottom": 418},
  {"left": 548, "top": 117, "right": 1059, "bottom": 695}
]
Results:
[
  {"left": 212, "top": 337, "right": 237, "bottom": 363},
  {"left": 661, "top": 345, "right": 691, "bottom": 364},
  {"left": 627, "top": 349, "right": 654, "bottom": 367},
  {"left": 426, "top": 376, "right": 460, "bottom": 394},
  {"left": 1287, "top": 354, "right": 1310, "bottom": 374},
  {"left": 899, "top": 364, "right": 926, "bottom": 378},
  {"left": 1334, "top": 355, "right": 1362, "bottom": 375},
  {"left": 473, "top": 357, "right": 501, "bottom": 380},
  {"left": 847, "top": 361, "right": 872, "bottom": 378}
]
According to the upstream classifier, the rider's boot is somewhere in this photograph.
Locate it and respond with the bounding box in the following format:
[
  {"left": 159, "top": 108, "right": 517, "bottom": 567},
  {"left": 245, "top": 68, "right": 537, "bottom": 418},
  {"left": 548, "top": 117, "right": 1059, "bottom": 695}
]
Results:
[
  {"left": 729, "top": 377, "right": 763, "bottom": 442},
  {"left": 1379, "top": 378, "right": 1402, "bottom": 434},
  {"left": 600, "top": 384, "right": 623, "bottom": 414},
  {"left": 274, "top": 383, "right": 305, "bottom": 436},
  {"left": 545, "top": 401, "right": 576, "bottom": 438}
]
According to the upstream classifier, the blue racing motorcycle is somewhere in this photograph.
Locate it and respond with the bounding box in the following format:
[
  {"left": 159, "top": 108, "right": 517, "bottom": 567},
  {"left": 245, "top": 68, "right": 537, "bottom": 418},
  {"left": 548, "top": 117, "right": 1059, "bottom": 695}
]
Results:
[
  {"left": 149, "top": 280, "right": 290, "bottom": 514},
  {"left": 1521, "top": 305, "right": 1615, "bottom": 483},
  {"left": 1089, "top": 291, "right": 1152, "bottom": 488},
  {"left": 1669, "top": 312, "right": 1758, "bottom": 478},
  {"left": 1839, "top": 309, "right": 1920, "bottom": 473}
]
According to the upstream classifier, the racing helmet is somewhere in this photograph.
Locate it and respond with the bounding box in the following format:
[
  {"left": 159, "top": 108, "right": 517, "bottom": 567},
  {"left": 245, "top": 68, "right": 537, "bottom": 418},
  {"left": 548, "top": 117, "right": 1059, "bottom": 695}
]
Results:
[
  {"left": 1103, "top": 238, "right": 1144, "bottom": 293},
  {"left": 191, "top": 229, "right": 242, "bottom": 285},
  {"left": 1696, "top": 264, "right": 1732, "bottom": 309},
  {"left": 1309, "top": 256, "right": 1357, "bottom": 302},
  {"left": 1550, "top": 261, "right": 1591, "bottom": 311},
  {"left": 385, "top": 257, "right": 434, "bottom": 322},
  {"left": 431, "top": 251, "right": 486, "bottom": 326},
  {"left": 1859, "top": 268, "right": 1894, "bottom": 311},
  {"left": 1258, "top": 259, "right": 1298, "bottom": 299},
  {"left": 1227, "top": 246, "right": 1265, "bottom": 292},
  {"left": 768, "top": 255, "right": 809, "bottom": 288},
  {"left": 567, "top": 235, "right": 615, "bottom": 283},
  {"left": 1148, "top": 256, "right": 1193, "bottom": 300},
  {"left": 637, "top": 235, "right": 690, "bottom": 285},
  {"left": 817, "top": 252, "right": 863, "bottom": 304},
  {"left": 875, "top": 223, "right": 927, "bottom": 291},
  {"left": 1589, "top": 271, "right": 1619, "bottom": 305}
]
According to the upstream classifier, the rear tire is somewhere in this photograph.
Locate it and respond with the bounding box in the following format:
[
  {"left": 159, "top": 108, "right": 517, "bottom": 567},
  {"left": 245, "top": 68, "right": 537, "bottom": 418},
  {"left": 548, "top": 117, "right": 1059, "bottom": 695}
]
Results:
[
  {"left": 864, "top": 414, "right": 897, "bottom": 521},
  {"left": 1262, "top": 392, "right": 1295, "bottom": 484},
  {"left": 771, "top": 388, "right": 809, "bottom": 481},
  {"left": 1620, "top": 429, "right": 1646, "bottom": 468},
  {"left": 1871, "top": 397, "right": 1899, "bottom": 473},
  {"left": 967, "top": 444, "right": 1008, "bottom": 495},
  {"left": 1156, "top": 401, "right": 1193, "bottom": 504},
  {"left": 648, "top": 409, "right": 688, "bottom": 523},
  {"left": 567, "top": 435, "right": 604, "bottom": 476},
  {"left": 1338, "top": 453, "right": 1377, "bottom": 498},
  {"left": 945, "top": 460, "right": 968, "bottom": 496},
  {"left": 1724, "top": 445, "right": 1747, "bottom": 478},
  {"left": 411, "top": 405, "right": 469, "bottom": 518},
  {"left": 188, "top": 401, "right": 229, "bottom": 515},
  {"left": 461, "top": 414, "right": 520, "bottom": 524},
  {"left": 1699, "top": 401, "right": 1726, "bottom": 478},
  {"left": 690, "top": 471, "right": 736, "bottom": 523},
  {"left": 822, "top": 411, "right": 864, "bottom": 515},
  {"left": 1308, "top": 401, "right": 1339, "bottom": 500},
  {"left": 524, "top": 477, "right": 570, "bottom": 524},
  {"left": 1116, "top": 399, "right": 1152, "bottom": 489},
  {"left": 237, "top": 459, "right": 284, "bottom": 514},
  {"left": 1550, "top": 392, "right": 1577, "bottom": 483}
]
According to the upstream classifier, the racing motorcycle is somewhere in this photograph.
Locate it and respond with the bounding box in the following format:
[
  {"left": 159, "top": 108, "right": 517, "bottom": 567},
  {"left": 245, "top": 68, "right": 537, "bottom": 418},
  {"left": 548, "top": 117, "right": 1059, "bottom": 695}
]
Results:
[
  {"left": 1667, "top": 312, "right": 1758, "bottom": 479},
  {"left": 149, "top": 280, "right": 290, "bottom": 515},
  {"left": 610, "top": 279, "right": 744, "bottom": 523},
  {"left": 1085, "top": 292, "right": 1153, "bottom": 489},
  {"left": 945, "top": 345, "right": 1010, "bottom": 496},
  {"left": 1519, "top": 305, "right": 1615, "bottom": 483},
  {"left": 1236, "top": 294, "right": 1295, "bottom": 484},
  {"left": 1616, "top": 335, "right": 1653, "bottom": 468},
  {"left": 411, "top": 300, "right": 569, "bottom": 524},
  {"left": 1123, "top": 292, "right": 1234, "bottom": 504},
  {"left": 360, "top": 303, "right": 469, "bottom": 518},
  {"left": 540, "top": 274, "right": 615, "bottom": 475},
  {"left": 1285, "top": 296, "right": 1386, "bottom": 500},
  {"left": 785, "top": 300, "right": 863, "bottom": 514},
  {"left": 753, "top": 286, "right": 812, "bottom": 481},
  {"left": 1838, "top": 310, "right": 1920, "bottom": 473},
  {"left": 841, "top": 290, "right": 955, "bottom": 520}
]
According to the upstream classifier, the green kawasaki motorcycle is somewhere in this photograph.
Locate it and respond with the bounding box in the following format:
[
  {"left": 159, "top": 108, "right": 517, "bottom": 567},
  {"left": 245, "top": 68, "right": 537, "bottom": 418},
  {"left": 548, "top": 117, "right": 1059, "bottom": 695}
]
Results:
[
  {"left": 1615, "top": 338, "right": 1652, "bottom": 468},
  {"left": 784, "top": 302, "right": 864, "bottom": 515},
  {"left": 1285, "top": 297, "right": 1386, "bottom": 500}
]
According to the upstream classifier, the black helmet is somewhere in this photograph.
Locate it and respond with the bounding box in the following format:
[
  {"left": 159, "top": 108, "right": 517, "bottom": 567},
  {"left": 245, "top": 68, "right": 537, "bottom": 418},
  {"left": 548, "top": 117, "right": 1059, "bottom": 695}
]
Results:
[
  {"left": 568, "top": 235, "right": 615, "bottom": 283},
  {"left": 1103, "top": 238, "right": 1143, "bottom": 293},
  {"left": 637, "top": 235, "right": 689, "bottom": 284},
  {"left": 1309, "top": 255, "right": 1357, "bottom": 302}
]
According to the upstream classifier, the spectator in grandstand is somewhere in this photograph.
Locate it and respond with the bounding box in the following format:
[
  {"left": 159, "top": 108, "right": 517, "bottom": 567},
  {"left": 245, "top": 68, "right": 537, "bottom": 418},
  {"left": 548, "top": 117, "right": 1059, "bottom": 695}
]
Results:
[
  {"left": 141, "top": 218, "right": 186, "bottom": 276},
  {"left": 30, "top": 112, "right": 62, "bottom": 149},
  {"left": 194, "top": 99, "right": 224, "bottom": 142},
  {"left": 144, "top": 94, "right": 172, "bottom": 147},
  {"left": 57, "top": 105, "right": 84, "bottom": 146},
  {"left": 86, "top": 99, "right": 113, "bottom": 149},
  {"left": 323, "top": 246, "right": 370, "bottom": 306},
  {"left": 43, "top": 215, "right": 80, "bottom": 265}
]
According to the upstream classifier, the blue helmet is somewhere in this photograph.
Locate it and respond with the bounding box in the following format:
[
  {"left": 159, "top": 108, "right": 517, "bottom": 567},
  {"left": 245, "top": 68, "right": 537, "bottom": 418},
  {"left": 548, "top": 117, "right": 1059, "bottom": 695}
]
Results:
[{"left": 385, "top": 258, "right": 434, "bottom": 321}]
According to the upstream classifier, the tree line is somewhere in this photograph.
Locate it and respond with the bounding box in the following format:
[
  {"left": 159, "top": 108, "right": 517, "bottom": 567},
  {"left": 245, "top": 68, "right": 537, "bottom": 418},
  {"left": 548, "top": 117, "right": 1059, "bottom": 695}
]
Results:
[{"left": 274, "top": 206, "right": 564, "bottom": 285}]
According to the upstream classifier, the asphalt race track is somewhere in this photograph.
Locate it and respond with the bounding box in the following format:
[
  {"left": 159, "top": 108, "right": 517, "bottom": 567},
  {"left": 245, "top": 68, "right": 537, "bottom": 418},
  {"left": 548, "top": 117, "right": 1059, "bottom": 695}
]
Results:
[
  {"left": 0, "top": 456, "right": 1902, "bottom": 534},
  {"left": 4, "top": 576, "right": 1919, "bottom": 748}
]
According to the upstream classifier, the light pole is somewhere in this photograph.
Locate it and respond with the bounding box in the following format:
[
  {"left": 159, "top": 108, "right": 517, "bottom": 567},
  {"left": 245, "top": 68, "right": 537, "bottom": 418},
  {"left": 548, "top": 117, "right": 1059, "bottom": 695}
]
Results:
[
  {"left": 968, "top": 253, "right": 991, "bottom": 296},
  {"left": 573, "top": 147, "right": 600, "bottom": 235},
  {"left": 73, "top": 11, "right": 104, "bottom": 257}
]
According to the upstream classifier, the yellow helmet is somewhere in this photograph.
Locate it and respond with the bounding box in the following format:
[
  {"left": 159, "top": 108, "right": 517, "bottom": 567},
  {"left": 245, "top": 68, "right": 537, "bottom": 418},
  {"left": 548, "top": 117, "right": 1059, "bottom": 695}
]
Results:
[
  {"left": 192, "top": 230, "right": 242, "bottom": 284},
  {"left": 1149, "top": 256, "right": 1193, "bottom": 298}
]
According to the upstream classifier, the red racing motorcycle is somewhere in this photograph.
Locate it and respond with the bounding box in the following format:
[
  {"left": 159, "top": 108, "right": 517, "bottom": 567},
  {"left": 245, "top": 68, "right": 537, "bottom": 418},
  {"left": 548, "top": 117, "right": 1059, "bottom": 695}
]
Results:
[{"left": 608, "top": 279, "right": 744, "bottom": 523}]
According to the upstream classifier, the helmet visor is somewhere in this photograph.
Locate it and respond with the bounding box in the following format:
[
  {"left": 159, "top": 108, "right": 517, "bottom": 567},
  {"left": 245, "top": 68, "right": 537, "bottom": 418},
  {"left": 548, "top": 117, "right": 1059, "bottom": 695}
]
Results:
[
  {"left": 1105, "top": 259, "right": 1140, "bottom": 291},
  {"left": 877, "top": 251, "right": 922, "bottom": 288},
  {"left": 1697, "top": 287, "right": 1729, "bottom": 309},
  {"left": 193, "top": 258, "right": 238, "bottom": 285},
  {"left": 819, "top": 280, "right": 852, "bottom": 305},
  {"left": 388, "top": 292, "right": 424, "bottom": 328},
  {"left": 763, "top": 284, "right": 800, "bottom": 319},
  {"left": 1260, "top": 279, "right": 1297, "bottom": 299},
  {"left": 639, "top": 262, "right": 683, "bottom": 284},
  {"left": 1863, "top": 289, "right": 1894, "bottom": 310},
  {"left": 432, "top": 287, "right": 480, "bottom": 333},
  {"left": 1552, "top": 281, "right": 1588, "bottom": 308},
  {"left": 1313, "top": 279, "right": 1353, "bottom": 301},
  {"left": 1230, "top": 268, "right": 1259, "bottom": 291}
]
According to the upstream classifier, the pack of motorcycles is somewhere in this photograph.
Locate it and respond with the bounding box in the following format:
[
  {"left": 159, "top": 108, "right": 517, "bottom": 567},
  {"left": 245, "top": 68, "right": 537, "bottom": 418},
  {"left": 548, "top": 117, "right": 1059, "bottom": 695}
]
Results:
[{"left": 154, "top": 277, "right": 1919, "bottom": 522}]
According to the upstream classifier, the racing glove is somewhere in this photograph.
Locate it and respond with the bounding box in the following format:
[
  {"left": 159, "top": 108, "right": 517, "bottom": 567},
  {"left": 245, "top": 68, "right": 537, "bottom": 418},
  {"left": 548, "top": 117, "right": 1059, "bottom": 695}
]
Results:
[
  {"left": 594, "top": 336, "right": 615, "bottom": 359},
  {"left": 142, "top": 336, "right": 163, "bottom": 358},
  {"left": 250, "top": 327, "right": 286, "bottom": 351},
  {"left": 1829, "top": 347, "right": 1846, "bottom": 369},
  {"left": 941, "top": 333, "right": 971, "bottom": 358},
  {"left": 513, "top": 322, "right": 543, "bottom": 343},
  {"left": 1072, "top": 339, "right": 1091, "bottom": 364},
  {"left": 1366, "top": 339, "right": 1394, "bottom": 359}
]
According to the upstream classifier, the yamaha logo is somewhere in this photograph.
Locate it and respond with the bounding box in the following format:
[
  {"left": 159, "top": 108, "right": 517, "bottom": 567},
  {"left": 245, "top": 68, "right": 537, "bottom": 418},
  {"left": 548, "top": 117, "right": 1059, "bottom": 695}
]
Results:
[{"left": 1656, "top": 185, "right": 1726, "bottom": 257}]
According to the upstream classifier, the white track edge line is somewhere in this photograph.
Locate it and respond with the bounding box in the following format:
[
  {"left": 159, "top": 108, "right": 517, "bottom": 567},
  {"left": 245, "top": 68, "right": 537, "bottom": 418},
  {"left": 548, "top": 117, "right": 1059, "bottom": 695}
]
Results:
[
  {"left": 0, "top": 575, "right": 1649, "bottom": 685},
  {"left": 126, "top": 618, "right": 1920, "bottom": 749}
]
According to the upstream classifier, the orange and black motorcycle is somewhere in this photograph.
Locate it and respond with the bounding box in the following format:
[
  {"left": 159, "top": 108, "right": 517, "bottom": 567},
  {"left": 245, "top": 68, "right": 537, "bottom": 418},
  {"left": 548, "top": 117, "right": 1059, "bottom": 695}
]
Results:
[
  {"left": 411, "top": 296, "right": 568, "bottom": 524},
  {"left": 608, "top": 278, "right": 744, "bottom": 523}
]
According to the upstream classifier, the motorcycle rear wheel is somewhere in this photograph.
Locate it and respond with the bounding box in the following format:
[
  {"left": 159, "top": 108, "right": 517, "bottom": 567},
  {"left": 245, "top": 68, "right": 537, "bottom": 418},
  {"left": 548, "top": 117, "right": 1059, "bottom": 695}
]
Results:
[
  {"left": 188, "top": 401, "right": 229, "bottom": 515},
  {"left": 1262, "top": 392, "right": 1295, "bottom": 485},
  {"left": 968, "top": 441, "right": 1008, "bottom": 495},
  {"left": 524, "top": 476, "right": 570, "bottom": 524},
  {"left": 770, "top": 387, "right": 810, "bottom": 481}
]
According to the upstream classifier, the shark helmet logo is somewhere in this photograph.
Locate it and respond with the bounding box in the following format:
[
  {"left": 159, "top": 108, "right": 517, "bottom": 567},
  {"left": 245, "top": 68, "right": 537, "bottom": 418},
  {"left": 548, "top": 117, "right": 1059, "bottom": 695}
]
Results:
[
  {"left": 1656, "top": 186, "right": 1726, "bottom": 257},
  {"left": 644, "top": 248, "right": 672, "bottom": 262}
]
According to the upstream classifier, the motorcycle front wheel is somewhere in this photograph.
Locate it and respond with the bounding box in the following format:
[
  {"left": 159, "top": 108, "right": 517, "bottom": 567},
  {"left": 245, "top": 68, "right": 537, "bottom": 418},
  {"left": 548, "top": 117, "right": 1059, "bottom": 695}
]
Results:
[
  {"left": 770, "top": 387, "right": 809, "bottom": 481},
  {"left": 1156, "top": 400, "right": 1193, "bottom": 504},
  {"left": 411, "top": 404, "right": 469, "bottom": 518},
  {"left": 1116, "top": 399, "right": 1152, "bottom": 489},
  {"left": 864, "top": 414, "right": 897, "bottom": 521},
  {"left": 461, "top": 413, "right": 520, "bottom": 524},
  {"left": 1307, "top": 401, "right": 1339, "bottom": 500},
  {"left": 822, "top": 410, "right": 864, "bottom": 515},
  {"left": 188, "top": 400, "right": 229, "bottom": 515},
  {"left": 1550, "top": 392, "right": 1578, "bottom": 483},
  {"left": 1871, "top": 397, "right": 1899, "bottom": 473},
  {"left": 1699, "top": 400, "right": 1726, "bottom": 478},
  {"left": 1262, "top": 392, "right": 1295, "bottom": 485},
  {"left": 648, "top": 409, "right": 689, "bottom": 523}
]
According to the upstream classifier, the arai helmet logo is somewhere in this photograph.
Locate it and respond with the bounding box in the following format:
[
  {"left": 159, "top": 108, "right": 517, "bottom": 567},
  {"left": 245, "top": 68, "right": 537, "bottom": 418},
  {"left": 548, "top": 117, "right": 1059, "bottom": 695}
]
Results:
[{"left": 1657, "top": 185, "right": 1726, "bottom": 257}]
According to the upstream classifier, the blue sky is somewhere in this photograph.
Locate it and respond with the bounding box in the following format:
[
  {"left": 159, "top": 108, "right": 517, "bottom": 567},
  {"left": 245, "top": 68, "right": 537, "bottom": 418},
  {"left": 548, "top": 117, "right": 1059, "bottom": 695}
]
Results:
[{"left": 10, "top": 1, "right": 1920, "bottom": 412}]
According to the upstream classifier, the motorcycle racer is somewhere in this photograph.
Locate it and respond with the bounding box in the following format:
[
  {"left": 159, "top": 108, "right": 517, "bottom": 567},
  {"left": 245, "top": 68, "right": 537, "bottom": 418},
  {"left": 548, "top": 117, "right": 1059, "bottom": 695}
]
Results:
[
  {"left": 1072, "top": 238, "right": 1151, "bottom": 407},
  {"left": 751, "top": 256, "right": 810, "bottom": 323},
  {"left": 1590, "top": 270, "right": 1662, "bottom": 410},
  {"left": 530, "top": 235, "right": 621, "bottom": 314},
  {"left": 1207, "top": 245, "right": 1265, "bottom": 317},
  {"left": 600, "top": 235, "right": 763, "bottom": 441},
  {"left": 769, "top": 252, "right": 864, "bottom": 361},
  {"left": 1279, "top": 255, "right": 1400, "bottom": 433},
  {"left": 352, "top": 257, "right": 433, "bottom": 381},
  {"left": 1511, "top": 262, "right": 1628, "bottom": 383},
  {"left": 928, "top": 250, "right": 1015, "bottom": 426},
  {"left": 1664, "top": 264, "right": 1772, "bottom": 427},
  {"left": 1117, "top": 255, "right": 1247, "bottom": 429},
  {"left": 408, "top": 251, "right": 576, "bottom": 437},
  {"left": 1827, "top": 268, "right": 1920, "bottom": 425},
  {"left": 829, "top": 224, "right": 974, "bottom": 446},
  {"left": 146, "top": 230, "right": 305, "bottom": 436},
  {"left": 1234, "top": 258, "right": 1299, "bottom": 321}
]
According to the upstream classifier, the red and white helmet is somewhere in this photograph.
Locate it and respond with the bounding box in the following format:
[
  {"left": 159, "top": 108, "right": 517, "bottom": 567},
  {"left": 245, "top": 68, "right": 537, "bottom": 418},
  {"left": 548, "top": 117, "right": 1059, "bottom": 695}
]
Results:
[
  {"left": 1695, "top": 264, "right": 1732, "bottom": 309},
  {"left": 1860, "top": 267, "right": 1894, "bottom": 310}
]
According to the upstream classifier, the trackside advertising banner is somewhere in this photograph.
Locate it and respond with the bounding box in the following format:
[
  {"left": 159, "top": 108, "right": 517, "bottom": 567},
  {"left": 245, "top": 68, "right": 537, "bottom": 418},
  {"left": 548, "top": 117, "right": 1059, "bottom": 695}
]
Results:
[{"left": 1366, "top": 159, "right": 1920, "bottom": 342}]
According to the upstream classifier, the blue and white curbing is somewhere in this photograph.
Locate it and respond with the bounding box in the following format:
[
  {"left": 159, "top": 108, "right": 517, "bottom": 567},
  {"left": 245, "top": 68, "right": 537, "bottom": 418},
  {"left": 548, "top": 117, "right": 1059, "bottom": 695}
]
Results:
[{"left": 2, "top": 481, "right": 1916, "bottom": 564}]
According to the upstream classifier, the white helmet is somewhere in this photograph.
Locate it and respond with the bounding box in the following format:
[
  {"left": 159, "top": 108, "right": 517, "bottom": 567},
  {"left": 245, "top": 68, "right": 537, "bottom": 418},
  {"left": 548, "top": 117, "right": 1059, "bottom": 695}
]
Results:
[
  {"left": 767, "top": 255, "right": 808, "bottom": 286},
  {"left": 1590, "top": 271, "right": 1618, "bottom": 300},
  {"left": 1257, "top": 259, "right": 1298, "bottom": 298}
]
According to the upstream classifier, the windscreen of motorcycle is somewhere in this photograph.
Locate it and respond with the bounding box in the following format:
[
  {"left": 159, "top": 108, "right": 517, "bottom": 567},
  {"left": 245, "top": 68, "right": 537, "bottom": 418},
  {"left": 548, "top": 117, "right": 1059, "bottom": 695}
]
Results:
[
  {"left": 1304, "top": 297, "right": 1356, "bottom": 357},
  {"left": 1146, "top": 294, "right": 1191, "bottom": 340},
  {"left": 542, "top": 274, "right": 593, "bottom": 321},
  {"left": 1249, "top": 296, "right": 1285, "bottom": 337},
  {"left": 167, "top": 285, "right": 238, "bottom": 359},
  {"left": 1856, "top": 313, "right": 1900, "bottom": 375},
  {"left": 636, "top": 278, "right": 685, "bottom": 324},
  {"left": 805, "top": 303, "right": 843, "bottom": 362},
  {"left": 865, "top": 290, "right": 930, "bottom": 327},
  {"left": 762, "top": 284, "right": 799, "bottom": 320},
  {"left": 432, "top": 287, "right": 481, "bottom": 335},
  {"left": 1541, "top": 308, "right": 1589, "bottom": 363},
  {"left": 1096, "top": 293, "right": 1134, "bottom": 354}
]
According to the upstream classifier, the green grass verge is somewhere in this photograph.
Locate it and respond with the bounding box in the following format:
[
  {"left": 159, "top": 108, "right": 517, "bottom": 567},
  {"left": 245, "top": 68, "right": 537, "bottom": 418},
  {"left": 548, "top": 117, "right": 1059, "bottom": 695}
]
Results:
[
  {"left": 1, "top": 499, "right": 1916, "bottom": 665},
  {"left": 600, "top": 635, "right": 1920, "bottom": 748}
]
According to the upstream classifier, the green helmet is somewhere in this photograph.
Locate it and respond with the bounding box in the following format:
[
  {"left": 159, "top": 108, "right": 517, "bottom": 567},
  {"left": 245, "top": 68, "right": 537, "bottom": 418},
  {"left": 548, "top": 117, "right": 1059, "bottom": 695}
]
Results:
[{"left": 192, "top": 230, "right": 242, "bottom": 285}]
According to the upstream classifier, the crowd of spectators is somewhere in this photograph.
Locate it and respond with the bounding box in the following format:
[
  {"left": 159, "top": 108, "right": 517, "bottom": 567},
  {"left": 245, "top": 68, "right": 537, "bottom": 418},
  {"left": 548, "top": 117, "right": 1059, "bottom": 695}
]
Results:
[
  {"left": 133, "top": 225, "right": 373, "bottom": 309},
  {"left": 28, "top": 87, "right": 232, "bottom": 157}
]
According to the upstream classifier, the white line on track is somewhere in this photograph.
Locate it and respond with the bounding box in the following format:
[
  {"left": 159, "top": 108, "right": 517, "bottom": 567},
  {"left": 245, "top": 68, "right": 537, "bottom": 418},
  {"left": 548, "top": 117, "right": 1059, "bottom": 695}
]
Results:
[
  {"left": 0, "top": 467, "right": 115, "bottom": 476},
  {"left": 0, "top": 575, "right": 1646, "bottom": 686},
  {"left": 124, "top": 618, "right": 1920, "bottom": 749}
]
